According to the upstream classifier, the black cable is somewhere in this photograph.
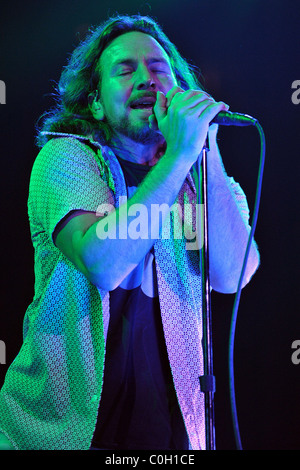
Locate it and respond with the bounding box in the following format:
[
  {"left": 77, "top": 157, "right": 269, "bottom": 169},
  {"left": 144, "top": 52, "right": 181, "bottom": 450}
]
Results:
[{"left": 228, "top": 121, "right": 266, "bottom": 450}]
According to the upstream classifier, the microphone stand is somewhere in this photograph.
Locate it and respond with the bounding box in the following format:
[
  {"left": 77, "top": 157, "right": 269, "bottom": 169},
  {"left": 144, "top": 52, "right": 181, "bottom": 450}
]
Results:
[{"left": 197, "top": 135, "right": 216, "bottom": 450}]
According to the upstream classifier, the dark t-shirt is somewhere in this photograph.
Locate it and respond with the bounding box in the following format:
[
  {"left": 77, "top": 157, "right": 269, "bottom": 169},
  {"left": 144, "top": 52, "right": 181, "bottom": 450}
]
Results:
[{"left": 91, "top": 157, "right": 188, "bottom": 450}]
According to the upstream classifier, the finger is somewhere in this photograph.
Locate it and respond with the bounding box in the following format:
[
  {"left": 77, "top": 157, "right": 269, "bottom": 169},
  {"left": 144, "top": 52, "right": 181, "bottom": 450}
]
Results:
[
  {"left": 192, "top": 100, "right": 229, "bottom": 122},
  {"left": 174, "top": 91, "right": 211, "bottom": 109},
  {"left": 166, "top": 89, "right": 215, "bottom": 112},
  {"left": 148, "top": 113, "right": 160, "bottom": 132},
  {"left": 165, "top": 85, "right": 185, "bottom": 107},
  {"left": 153, "top": 90, "right": 167, "bottom": 122},
  {"left": 220, "top": 101, "right": 230, "bottom": 111},
  {"left": 171, "top": 91, "right": 229, "bottom": 113}
]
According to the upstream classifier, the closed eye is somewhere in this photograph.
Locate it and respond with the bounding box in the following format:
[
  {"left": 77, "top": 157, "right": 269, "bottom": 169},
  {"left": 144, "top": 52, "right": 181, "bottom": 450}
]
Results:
[
  {"left": 118, "top": 69, "right": 133, "bottom": 76},
  {"left": 151, "top": 69, "right": 167, "bottom": 74},
  {"left": 119, "top": 69, "right": 167, "bottom": 76}
]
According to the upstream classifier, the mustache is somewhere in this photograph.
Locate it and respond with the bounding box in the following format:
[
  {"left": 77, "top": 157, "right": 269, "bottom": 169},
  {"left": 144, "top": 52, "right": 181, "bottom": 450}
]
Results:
[{"left": 128, "top": 91, "right": 157, "bottom": 107}]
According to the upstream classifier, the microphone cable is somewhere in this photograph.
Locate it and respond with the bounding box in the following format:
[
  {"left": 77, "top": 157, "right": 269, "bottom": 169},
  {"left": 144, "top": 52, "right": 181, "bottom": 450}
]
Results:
[{"left": 228, "top": 120, "right": 266, "bottom": 450}]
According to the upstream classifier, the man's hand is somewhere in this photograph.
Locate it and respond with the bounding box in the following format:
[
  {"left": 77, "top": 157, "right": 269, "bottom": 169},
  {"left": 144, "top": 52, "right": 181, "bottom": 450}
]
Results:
[{"left": 151, "top": 86, "right": 229, "bottom": 163}]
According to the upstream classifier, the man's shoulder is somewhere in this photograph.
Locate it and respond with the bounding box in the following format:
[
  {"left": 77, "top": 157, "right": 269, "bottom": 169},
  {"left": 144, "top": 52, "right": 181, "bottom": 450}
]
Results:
[
  {"left": 39, "top": 133, "right": 102, "bottom": 155},
  {"left": 32, "top": 134, "right": 105, "bottom": 172}
]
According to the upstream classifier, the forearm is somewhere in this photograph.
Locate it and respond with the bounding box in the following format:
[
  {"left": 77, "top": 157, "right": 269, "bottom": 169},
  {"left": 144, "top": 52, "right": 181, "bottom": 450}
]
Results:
[
  {"left": 80, "top": 150, "right": 193, "bottom": 290},
  {"left": 207, "top": 128, "right": 260, "bottom": 293}
]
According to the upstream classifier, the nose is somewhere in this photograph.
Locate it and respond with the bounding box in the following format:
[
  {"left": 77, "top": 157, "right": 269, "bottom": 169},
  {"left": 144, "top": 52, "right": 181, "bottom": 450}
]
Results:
[
  {"left": 137, "top": 78, "right": 156, "bottom": 90},
  {"left": 136, "top": 65, "right": 156, "bottom": 91}
]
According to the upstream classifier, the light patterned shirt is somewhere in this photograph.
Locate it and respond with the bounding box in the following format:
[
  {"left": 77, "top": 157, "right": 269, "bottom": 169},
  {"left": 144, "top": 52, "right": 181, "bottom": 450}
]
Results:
[{"left": 0, "top": 134, "right": 250, "bottom": 449}]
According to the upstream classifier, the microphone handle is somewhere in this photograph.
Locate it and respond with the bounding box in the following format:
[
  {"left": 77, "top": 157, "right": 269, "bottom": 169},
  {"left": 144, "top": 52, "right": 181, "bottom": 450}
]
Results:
[{"left": 212, "top": 111, "right": 257, "bottom": 126}]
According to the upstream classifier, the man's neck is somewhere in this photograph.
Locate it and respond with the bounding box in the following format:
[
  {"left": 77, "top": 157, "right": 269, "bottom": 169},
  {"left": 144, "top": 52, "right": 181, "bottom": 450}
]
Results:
[{"left": 108, "top": 134, "right": 166, "bottom": 167}]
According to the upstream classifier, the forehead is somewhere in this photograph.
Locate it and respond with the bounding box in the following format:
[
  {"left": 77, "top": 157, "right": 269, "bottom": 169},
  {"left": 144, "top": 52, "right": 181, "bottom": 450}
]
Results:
[{"left": 99, "top": 31, "right": 172, "bottom": 69}]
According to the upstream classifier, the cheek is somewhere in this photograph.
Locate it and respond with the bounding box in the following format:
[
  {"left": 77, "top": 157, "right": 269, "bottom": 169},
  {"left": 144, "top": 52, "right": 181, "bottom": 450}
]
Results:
[
  {"left": 101, "top": 83, "right": 131, "bottom": 115},
  {"left": 159, "top": 75, "right": 178, "bottom": 93}
]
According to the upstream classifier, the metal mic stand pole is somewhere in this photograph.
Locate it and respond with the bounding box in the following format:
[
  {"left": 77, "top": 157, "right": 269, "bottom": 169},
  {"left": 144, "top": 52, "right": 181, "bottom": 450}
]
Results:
[{"left": 197, "top": 135, "right": 216, "bottom": 450}]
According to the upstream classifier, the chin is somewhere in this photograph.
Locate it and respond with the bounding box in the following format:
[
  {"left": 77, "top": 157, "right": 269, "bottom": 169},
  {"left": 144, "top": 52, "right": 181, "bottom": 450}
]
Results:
[{"left": 123, "top": 124, "right": 162, "bottom": 145}]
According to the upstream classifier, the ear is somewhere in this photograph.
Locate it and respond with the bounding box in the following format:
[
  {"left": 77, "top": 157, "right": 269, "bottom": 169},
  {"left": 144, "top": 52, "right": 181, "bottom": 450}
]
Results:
[{"left": 88, "top": 91, "right": 105, "bottom": 121}]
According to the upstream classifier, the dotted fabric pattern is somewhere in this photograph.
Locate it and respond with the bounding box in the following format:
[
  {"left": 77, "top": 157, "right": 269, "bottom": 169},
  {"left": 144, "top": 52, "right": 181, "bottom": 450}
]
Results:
[
  {"left": 0, "top": 137, "right": 114, "bottom": 450},
  {"left": 0, "top": 134, "right": 250, "bottom": 450}
]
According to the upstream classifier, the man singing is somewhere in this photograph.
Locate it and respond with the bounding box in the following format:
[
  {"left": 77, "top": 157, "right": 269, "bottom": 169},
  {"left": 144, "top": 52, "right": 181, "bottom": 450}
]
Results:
[{"left": 0, "top": 14, "right": 259, "bottom": 450}]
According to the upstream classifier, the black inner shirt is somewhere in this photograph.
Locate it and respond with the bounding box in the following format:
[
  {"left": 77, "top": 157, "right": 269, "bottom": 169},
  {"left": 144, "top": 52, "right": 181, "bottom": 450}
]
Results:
[{"left": 91, "top": 157, "right": 188, "bottom": 450}]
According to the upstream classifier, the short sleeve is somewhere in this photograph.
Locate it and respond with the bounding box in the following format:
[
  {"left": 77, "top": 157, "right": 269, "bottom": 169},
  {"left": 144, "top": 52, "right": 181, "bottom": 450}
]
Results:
[
  {"left": 28, "top": 137, "right": 115, "bottom": 241},
  {"left": 207, "top": 124, "right": 251, "bottom": 227},
  {"left": 228, "top": 176, "right": 250, "bottom": 226}
]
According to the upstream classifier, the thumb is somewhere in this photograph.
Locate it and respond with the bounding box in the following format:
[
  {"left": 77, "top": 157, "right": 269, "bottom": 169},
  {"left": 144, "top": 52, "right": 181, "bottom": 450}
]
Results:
[
  {"left": 148, "top": 113, "right": 159, "bottom": 131},
  {"left": 153, "top": 91, "right": 167, "bottom": 123}
]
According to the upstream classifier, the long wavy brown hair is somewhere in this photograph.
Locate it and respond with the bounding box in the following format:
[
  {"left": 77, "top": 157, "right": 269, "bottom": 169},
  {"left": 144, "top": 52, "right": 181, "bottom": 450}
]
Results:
[{"left": 36, "top": 14, "right": 203, "bottom": 148}]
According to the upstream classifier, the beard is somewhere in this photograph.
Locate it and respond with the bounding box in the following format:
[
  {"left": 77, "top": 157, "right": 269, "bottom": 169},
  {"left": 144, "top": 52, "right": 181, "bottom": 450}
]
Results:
[{"left": 104, "top": 112, "right": 162, "bottom": 145}]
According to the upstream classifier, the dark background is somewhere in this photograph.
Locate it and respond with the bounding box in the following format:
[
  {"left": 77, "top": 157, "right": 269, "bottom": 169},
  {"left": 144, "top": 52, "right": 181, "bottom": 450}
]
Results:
[{"left": 0, "top": 0, "right": 299, "bottom": 450}]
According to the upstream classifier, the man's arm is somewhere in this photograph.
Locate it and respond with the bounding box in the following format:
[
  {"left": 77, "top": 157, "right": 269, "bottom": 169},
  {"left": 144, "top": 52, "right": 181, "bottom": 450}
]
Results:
[
  {"left": 55, "top": 148, "right": 199, "bottom": 291},
  {"left": 55, "top": 88, "right": 259, "bottom": 292},
  {"left": 206, "top": 125, "right": 260, "bottom": 293}
]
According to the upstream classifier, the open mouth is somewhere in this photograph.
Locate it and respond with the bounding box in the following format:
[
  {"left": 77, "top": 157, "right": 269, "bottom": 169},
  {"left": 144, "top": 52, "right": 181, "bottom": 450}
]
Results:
[
  {"left": 131, "top": 103, "right": 154, "bottom": 110},
  {"left": 129, "top": 96, "right": 156, "bottom": 110}
]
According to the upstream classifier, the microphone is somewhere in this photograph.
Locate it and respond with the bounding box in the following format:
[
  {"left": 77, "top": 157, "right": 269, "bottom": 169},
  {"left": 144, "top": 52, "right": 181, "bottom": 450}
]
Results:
[
  {"left": 211, "top": 111, "right": 257, "bottom": 126},
  {"left": 149, "top": 110, "right": 257, "bottom": 132}
]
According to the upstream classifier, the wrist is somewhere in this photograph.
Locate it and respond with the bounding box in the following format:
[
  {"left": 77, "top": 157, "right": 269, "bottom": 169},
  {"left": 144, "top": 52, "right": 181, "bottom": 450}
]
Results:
[{"left": 162, "top": 148, "right": 199, "bottom": 172}]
